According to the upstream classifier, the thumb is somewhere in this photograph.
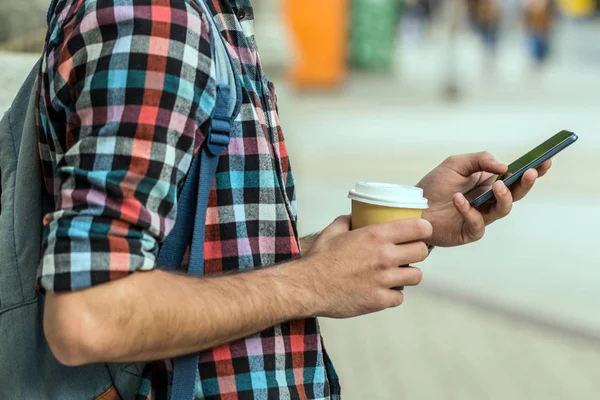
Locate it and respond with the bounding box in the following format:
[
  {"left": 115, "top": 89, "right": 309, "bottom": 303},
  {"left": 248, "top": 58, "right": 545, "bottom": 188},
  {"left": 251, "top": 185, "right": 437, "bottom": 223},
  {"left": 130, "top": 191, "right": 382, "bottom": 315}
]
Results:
[{"left": 447, "top": 152, "right": 508, "bottom": 177}]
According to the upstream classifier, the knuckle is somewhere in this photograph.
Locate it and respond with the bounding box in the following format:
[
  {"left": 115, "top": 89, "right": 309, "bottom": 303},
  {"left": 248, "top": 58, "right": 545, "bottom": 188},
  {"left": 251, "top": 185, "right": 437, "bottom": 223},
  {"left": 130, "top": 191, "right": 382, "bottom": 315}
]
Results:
[
  {"left": 444, "top": 155, "right": 457, "bottom": 165},
  {"left": 334, "top": 215, "right": 346, "bottom": 224},
  {"left": 332, "top": 215, "right": 351, "bottom": 230},
  {"left": 481, "top": 151, "right": 493, "bottom": 159},
  {"left": 377, "top": 248, "right": 395, "bottom": 268}
]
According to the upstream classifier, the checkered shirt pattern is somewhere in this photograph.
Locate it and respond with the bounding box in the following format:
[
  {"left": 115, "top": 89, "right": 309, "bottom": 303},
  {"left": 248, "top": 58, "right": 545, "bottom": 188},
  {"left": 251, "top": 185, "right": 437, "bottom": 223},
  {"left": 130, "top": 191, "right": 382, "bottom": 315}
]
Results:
[{"left": 36, "top": 0, "right": 340, "bottom": 399}]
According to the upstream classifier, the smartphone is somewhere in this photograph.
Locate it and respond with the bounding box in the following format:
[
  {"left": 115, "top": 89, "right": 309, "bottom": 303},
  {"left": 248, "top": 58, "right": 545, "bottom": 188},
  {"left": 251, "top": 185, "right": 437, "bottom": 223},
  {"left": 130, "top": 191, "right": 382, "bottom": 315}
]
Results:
[{"left": 464, "top": 130, "right": 578, "bottom": 208}]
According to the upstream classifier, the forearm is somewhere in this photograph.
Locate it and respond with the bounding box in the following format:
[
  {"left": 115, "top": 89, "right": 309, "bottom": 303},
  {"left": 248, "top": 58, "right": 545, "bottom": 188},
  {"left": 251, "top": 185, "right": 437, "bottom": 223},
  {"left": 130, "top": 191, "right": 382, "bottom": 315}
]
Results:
[{"left": 44, "top": 262, "right": 315, "bottom": 366}]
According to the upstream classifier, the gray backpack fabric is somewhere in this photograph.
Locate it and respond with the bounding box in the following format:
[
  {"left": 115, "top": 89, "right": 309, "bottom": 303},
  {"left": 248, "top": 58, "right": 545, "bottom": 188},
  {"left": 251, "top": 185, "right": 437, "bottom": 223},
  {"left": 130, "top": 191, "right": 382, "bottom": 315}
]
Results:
[{"left": 0, "top": 0, "right": 241, "bottom": 398}]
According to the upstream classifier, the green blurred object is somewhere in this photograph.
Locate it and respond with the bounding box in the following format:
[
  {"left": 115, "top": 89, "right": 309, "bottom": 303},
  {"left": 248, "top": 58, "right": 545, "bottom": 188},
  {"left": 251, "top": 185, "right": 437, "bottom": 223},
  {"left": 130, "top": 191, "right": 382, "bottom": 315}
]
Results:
[{"left": 350, "top": 0, "right": 401, "bottom": 71}]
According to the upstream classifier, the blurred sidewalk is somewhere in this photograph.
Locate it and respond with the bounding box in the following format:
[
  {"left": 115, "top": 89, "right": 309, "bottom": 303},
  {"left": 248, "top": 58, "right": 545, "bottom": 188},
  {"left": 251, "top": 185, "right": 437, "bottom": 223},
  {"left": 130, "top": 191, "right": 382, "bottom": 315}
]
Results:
[{"left": 320, "top": 291, "right": 600, "bottom": 400}]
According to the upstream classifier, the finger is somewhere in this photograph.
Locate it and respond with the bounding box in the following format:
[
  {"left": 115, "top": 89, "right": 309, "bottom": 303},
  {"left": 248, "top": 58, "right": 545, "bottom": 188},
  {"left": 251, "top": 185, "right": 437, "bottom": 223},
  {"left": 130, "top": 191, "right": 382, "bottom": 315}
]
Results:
[
  {"left": 389, "top": 241, "right": 430, "bottom": 267},
  {"left": 445, "top": 152, "right": 508, "bottom": 177},
  {"left": 383, "top": 290, "right": 405, "bottom": 309},
  {"left": 485, "top": 181, "right": 513, "bottom": 224},
  {"left": 383, "top": 266, "right": 423, "bottom": 288},
  {"left": 510, "top": 169, "right": 538, "bottom": 202},
  {"left": 326, "top": 215, "right": 351, "bottom": 236},
  {"left": 373, "top": 219, "right": 433, "bottom": 245},
  {"left": 536, "top": 159, "right": 552, "bottom": 178},
  {"left": 453, "top": 193, "right": 486, "bottom": 241}
]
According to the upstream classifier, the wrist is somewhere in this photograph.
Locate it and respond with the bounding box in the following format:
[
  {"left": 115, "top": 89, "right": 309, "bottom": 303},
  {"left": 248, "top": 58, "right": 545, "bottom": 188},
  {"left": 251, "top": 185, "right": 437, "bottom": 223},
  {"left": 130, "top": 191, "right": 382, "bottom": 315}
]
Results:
[
  {"left": 300, "top": 233, "right": 320, "bottom": 255},
  {"left": 267, "top": 259, "right": 321, "bottom": 320}
]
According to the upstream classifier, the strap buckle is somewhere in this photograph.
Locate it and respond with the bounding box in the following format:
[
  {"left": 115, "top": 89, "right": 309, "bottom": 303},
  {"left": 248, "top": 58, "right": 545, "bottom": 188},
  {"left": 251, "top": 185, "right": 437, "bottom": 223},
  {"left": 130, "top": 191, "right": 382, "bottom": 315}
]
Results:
[{"left": 206, "top": 117, "right": 231, "bottom": 156}]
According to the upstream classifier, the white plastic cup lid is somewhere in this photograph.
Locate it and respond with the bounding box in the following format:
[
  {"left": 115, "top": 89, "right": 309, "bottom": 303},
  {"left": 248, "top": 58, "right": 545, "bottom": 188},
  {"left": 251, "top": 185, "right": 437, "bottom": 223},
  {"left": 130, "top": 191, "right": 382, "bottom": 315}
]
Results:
[{"left": 348, "top": 182, "right": 428, "bottom": 209}]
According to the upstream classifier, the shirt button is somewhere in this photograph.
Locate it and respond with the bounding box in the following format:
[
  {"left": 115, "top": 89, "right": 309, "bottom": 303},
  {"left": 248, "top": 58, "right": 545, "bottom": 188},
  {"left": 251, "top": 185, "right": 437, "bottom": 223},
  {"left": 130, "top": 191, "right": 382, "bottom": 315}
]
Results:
[{"left": 236, "top": 8, "right": 246, "bottom": 21}]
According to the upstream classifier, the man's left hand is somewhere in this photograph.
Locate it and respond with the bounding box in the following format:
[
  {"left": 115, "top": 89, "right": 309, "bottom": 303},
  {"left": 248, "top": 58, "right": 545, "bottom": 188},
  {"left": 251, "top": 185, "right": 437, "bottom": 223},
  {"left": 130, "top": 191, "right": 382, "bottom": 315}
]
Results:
[{"left": 417, "top": 152, "right": 552, "bottom": 247}]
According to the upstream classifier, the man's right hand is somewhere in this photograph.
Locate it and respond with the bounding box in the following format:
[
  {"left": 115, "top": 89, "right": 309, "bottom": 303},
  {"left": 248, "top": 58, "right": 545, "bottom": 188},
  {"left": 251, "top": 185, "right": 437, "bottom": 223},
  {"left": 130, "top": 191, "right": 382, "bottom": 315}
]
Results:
[{"left": 294, "top": 216, "right": 432, "bottom": 319}]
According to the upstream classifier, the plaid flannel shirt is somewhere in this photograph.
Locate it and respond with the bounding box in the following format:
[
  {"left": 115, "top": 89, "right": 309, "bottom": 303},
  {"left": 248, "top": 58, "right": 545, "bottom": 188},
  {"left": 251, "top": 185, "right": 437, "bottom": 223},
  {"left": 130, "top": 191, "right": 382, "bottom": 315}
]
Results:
[{"left": 36, "top": 0, "right": 340, "bottom": 398}]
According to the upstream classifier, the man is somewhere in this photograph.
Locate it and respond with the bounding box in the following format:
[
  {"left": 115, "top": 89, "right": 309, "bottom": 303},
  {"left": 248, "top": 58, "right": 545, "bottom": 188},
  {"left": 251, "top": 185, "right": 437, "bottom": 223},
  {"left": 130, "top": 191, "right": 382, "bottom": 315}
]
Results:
[
  {"left": 38, "top": 0, "right": 551, "bottom": 399},
  {"left": 523, "top": 0, "right": 554, "bottom": 68},
  {"left": 435, "top": 0, "right": 469, "bottom": 98},
  {"left": 468, "top": 0, "right": 502, "bottom": 68}
]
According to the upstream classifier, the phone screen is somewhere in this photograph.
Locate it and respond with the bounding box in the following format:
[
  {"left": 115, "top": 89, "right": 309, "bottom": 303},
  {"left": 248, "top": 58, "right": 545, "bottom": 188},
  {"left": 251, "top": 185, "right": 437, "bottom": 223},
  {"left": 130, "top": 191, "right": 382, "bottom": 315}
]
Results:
[{"left": 464, "top": 131, "right": 575, "bottom": 204}]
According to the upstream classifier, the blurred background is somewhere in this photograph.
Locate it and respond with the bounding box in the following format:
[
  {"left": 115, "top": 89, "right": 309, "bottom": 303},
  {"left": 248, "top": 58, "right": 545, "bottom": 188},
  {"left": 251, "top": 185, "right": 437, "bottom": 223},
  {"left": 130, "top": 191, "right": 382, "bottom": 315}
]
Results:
[{"left": 2, "top": 0, "right": 600, "bottom": 399}]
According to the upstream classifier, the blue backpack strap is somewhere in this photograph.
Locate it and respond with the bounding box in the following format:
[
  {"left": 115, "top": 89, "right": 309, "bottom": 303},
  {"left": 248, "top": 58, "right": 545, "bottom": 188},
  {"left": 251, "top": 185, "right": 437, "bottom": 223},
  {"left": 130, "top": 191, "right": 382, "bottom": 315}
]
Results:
[
  {"left": 156, "top": 1, "right": 242, "bottom": 399},
  {"left": 166, "top": 85, "right": 232, "bottom": 400}
]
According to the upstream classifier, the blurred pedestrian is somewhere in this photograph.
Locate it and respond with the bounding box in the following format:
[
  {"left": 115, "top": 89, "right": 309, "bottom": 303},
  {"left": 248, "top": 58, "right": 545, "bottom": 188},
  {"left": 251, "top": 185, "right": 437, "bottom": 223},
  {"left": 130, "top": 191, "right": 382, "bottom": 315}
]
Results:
[
  {"left": 468, "top": 0, "right": 502, "bottom": 69},
  {"left": 523, "top": 0, "right": 555, "bottom": 68},
  {"left": 401, "top": 0, "right": 442, "bottom": 45},
  {"left": 403, "top": 0, "right": 428, "bottom": 44},
  {"left": 436, "top": 0, "right": 470, "bottom": 99}
]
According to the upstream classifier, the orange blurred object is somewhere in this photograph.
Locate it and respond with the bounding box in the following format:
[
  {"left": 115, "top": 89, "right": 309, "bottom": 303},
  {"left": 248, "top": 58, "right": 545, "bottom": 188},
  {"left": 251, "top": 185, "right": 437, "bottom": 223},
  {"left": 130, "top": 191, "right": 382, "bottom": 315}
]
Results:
[{"left": 283, "top": 0, "right": 348, "bottom": 89}]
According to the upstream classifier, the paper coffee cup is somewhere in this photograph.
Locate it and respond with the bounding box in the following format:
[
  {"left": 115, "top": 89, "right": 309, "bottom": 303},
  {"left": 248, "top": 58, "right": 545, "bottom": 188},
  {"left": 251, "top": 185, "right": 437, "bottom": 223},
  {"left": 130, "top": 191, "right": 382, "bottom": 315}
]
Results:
[{"left": 348, "top": 182, "right": 428, "bottom": 230}]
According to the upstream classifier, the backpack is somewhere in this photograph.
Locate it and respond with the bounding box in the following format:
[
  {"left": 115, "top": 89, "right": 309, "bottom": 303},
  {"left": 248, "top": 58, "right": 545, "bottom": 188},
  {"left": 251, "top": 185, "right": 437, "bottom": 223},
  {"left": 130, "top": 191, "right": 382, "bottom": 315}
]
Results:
[{"left": 0, "top": 0, "right": 242, "bottom": 398}]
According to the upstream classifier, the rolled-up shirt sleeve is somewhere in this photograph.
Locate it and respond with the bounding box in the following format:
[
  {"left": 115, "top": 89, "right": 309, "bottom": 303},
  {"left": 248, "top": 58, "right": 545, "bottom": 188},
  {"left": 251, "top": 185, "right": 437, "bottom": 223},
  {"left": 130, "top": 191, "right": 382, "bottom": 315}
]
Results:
[{"left": 37, "top": 0, "right": 216, "bottom": 292}]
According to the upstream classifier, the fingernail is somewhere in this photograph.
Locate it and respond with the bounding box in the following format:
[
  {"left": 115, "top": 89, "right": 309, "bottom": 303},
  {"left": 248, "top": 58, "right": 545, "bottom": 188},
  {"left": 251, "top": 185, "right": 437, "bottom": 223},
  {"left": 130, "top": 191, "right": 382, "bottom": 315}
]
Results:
[
  {"left": 456, "top": 194, "right": 466, "bottom": 205},
  {"left": 500, "top": 183, "right": 508, "bottom": 195}
]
